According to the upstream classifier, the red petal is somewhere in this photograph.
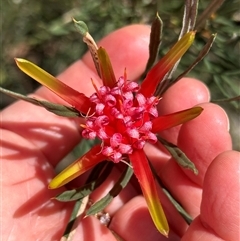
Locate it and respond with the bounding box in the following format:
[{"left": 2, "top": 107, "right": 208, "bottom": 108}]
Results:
[
  {"left": 140, "top": 32, "right": 195, "bottom": 97},
  {"left": 129, "top": 150, "right": 169, "bottom": 236},
  {"left": 49, "top": 145, "right": 105, "bottom": 189},
  {"left": 152, "top": 106, "right": 203, "bottom": 133},
  {"left": 15, "top": 58, "right": 92, "bottom": 114}
]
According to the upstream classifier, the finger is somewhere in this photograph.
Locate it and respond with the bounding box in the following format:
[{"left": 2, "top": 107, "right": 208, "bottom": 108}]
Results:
[
  {"left": 1, "top": 129, "right": 121, "bottom": 241},
  {"left": 201, "top": 150, "right": 240, "bottom": 241},
  {"left": 177, "top": 102, "right": 232, "bottom": 186},
  {"left": 0, "top": 101, "right": 82, "bottom": 167},
  {"left": 160, "top": 158, "right": 202, "bottom": 220},
  {"left": 110, "top": 196, "right": 181, "bottom": 241},
  {"left": 2, "top": 129, "right": 71, "bottom": 240},
  {"left": 181, "top": 217, "right": 225, "bottom": 241},
  {"left": 156, "top": 102, "right": 231, "bottom": 236},
  {"left": 157, "top": 77, "right": 210, "bottom": 144},
  {"left": 144, "top": 78, "right": 210, "bottom": 170},
  {"left": 1, "top": 24, "right": 150, "bottom": 166},
  {"left": 161, "top": 102, "right": 231, "bottom": 188},
  {"left": 182, "top": 150, "right": 240, "bottom": 241},
  {"left": 72, "top": 216, "right": 119, "bottom": 241},
  {"left": 147, "top": 77, "right": 210, "bottom": 168}
]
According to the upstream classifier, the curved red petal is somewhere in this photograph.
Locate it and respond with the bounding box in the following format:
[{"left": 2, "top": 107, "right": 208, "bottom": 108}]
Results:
[
  {"left": 129, "top": 150, "right": 169, "bottom": 236},
  {"left": 15, "top": 58, "right": 92, "bottom": 114},
  {"left": 152, "top": 106, "right": 203, "bottom": 133},
  {"left": 49, "top": 145, "right": 105, "bottom": 189},
  {"left": 140, "top": 32, "right": 195, "bottom": 97}
]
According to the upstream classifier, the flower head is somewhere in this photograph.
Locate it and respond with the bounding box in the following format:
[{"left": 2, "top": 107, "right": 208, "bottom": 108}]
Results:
[
  {"left": 15, "top": 30, "right": 202, "bottom": 237},
  {"left": 82, "top": 76, "right": 159, "bottom": 162}
]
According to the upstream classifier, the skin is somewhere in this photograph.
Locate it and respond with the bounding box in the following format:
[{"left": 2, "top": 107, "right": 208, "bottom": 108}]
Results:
[{"left": 1, "top": 25, "right": 239, "bottom": 241}]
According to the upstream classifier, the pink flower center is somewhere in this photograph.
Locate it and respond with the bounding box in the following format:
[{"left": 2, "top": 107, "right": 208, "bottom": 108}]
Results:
[{"left": 82, "top": 77, "right": 159, "bottom": 162}]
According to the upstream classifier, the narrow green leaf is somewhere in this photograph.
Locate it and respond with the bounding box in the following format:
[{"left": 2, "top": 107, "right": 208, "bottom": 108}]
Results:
[
  {"left": 212, "top": 95, "right": 240, "bottom": 103},
  {"left": 55, "top": 162, "right": 114, "bottom": 202},
  {"left": 213, "top": 75, "right": 240, "bottom": 109},
  {"left": 157, "top": 136, "right": 198, "bottom": 175},
  {"left": 224, "top": 70, "right": 240, "bottom": 76},
  {"left": 55, "top": 185, "right": 91, "bottom": 202},
  {"left": 86, "top": 165, "right": 133, "bottom": 216},
  {"left": 87, "top": 193, "right": 113, "bottom": 216},
  {"left": 0, "top": 87, "right": 80, "bottom": 117},
  {"left": 62, "top": 196, "right": 89, "bottom": 240}
]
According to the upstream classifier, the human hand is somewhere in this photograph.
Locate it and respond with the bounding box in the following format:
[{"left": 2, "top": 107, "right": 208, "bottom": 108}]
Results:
[{"left": 1, "top": 25, "right": 239, "bottom": 241}]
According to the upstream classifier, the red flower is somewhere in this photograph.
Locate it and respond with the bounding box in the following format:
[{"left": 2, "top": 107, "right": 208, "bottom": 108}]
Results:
[{"left": 15, "top": 31, "right": 202, "bottom": 237}]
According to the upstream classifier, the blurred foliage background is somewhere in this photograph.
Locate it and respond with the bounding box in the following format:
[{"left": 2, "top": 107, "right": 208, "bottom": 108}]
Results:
[{"left": 1, "top": 0, "right": 240, "bottom": 150}]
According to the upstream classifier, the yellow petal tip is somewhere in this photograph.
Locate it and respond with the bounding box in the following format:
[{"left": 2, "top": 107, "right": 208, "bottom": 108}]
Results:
[{"left": 161, "top": 230, "right": 169, "bottom": 238}]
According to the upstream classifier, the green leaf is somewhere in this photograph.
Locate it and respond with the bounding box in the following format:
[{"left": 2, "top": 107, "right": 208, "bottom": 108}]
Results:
[
  {"left": 86, "top": 165, "right": 133, "bottom": 216},
  {"left": 87, "top": 192, "right": 113, "bottom": 216},
  {"left": 62, "top": 197, "right": 88, "bottom": 239},
  {"left": 55, "top": 162, "right": 114, "bottom": 202},
  {"left": 0, "top": 87, "right": 80, "bottom": 117},
  {"left": 212, "top": 95, "right": 240, "bottom": 103},
  {"left": 157, "top": 136, "right": 198, "bottom": 175},
  {"left": 73, "top": 19, "right": 89, "bottom": 36},
  {"left": 213, "top": 75, "right": 240, "bottom": 109}
]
